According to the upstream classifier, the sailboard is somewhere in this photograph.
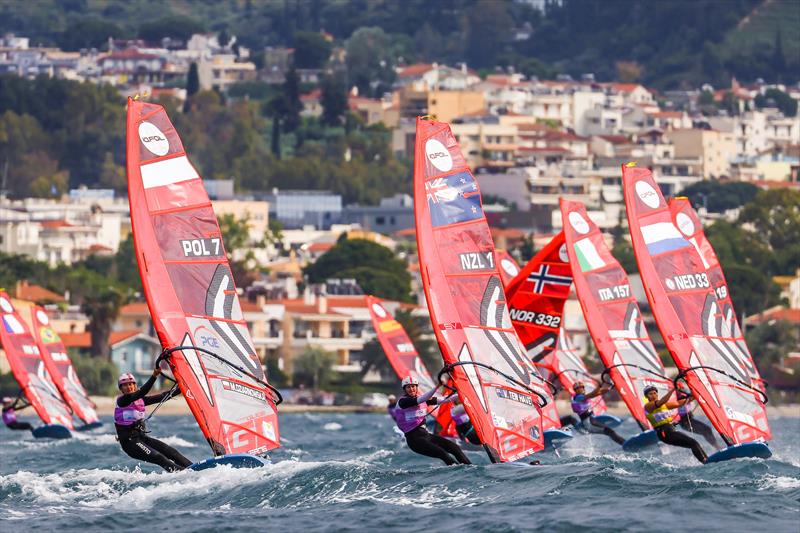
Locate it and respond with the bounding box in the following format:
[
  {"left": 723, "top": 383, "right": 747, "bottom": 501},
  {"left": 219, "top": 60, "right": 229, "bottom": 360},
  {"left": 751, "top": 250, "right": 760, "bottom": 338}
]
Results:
[
  {"left": 126, "top": 97, "right": 280, "bottom": 465},
  {"left": 365, "top": 295, "right": 457, "bottom": 438},
  {"left": 413, "top": 117, "right": 549, "bottom": 463},
  {"left": 560, "top": 199, "right": 670, "bottom": 450},
  {"left": 622, "top": 165, "right": 771, "bottom": 461},
  {"left": 29, "top": 305, "right": 101, "bottom": 430},
  {"left": 0, "top": 292, "right": 73, "bottom": 438}
]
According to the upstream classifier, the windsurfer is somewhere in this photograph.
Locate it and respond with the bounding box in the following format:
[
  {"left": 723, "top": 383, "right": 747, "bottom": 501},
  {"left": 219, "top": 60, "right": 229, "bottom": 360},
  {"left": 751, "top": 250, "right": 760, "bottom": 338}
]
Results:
[
  {"left": 643, "top": 385, "right": 708, "bottom": 463},
  {"left": 393, "top": 376, "right": 470, "bottom": 465},
  {"left": 571, "top": 382, "right": 626, "bottom": 445},
  {"left": 2, "top": 398, "right": 33, "bottom": 431},
  {"left": 675, "top": 386, "right": 719, "bottom": 449},
  {"left": 115, "top": 369, "right": 193, "bottom": 472}
]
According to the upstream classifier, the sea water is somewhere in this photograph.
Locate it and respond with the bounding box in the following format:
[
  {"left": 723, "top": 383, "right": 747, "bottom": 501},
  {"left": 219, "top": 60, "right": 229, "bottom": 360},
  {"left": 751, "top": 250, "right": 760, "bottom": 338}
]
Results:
[{"left": 1, "top": 413, "right": 798, "bottom": 532}]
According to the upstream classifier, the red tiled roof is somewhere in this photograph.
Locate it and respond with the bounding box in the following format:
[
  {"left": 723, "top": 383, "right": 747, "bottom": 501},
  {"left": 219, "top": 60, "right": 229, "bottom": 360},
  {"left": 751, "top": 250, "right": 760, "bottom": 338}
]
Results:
[
  {"left": 327, "top": 296, "right": 369, "bottom": 308},
  {"left": 40, "top": 219, "right": 72, "bottom": 228},
  {"left": 89, "top": 244, "right": 113, "bottom": 252},
  {"left": 646, "top": 111, "right": 684, "bottom": 118},
  {"left": 307, "top": 242, "right": 334, "bottom": 253},
  {"left": 491, "top": 228, "right": 526, "bottom": 239},
  {"left": 60, "top": 330, "right": 141, "bottom": 348},
  {"left": 104, "top": 48, "right": 160, "bottom": 60},
  {"left": 747, "top": 307, "right": 800, "bottom": 325},
  {"left": 120, "top": 302, "right": 150, "bottom": 315},
  {"left": 300, "top": 88, "right": 322, "bottom": 102},
  {"left": 609, "top": 83, "right": 643, "bottom": 93},
  {"left": 15, "top": 281, "right": 65, "bottom": 303},
  {"left": 598, "top": 135, "right": 630, "bottom": 144},
  {"left": 397, "top": 63, "right": 434, "bottom": 77}
]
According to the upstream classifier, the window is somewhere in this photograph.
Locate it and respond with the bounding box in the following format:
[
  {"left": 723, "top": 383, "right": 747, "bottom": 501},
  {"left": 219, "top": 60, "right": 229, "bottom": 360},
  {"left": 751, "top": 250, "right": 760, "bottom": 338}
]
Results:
[{"left": 375, "top": 216, "right": 385, "bottom": 225}]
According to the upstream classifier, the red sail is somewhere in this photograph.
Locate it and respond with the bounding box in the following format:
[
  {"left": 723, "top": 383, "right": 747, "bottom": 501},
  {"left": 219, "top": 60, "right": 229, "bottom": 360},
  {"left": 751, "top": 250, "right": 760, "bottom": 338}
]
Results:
[
  {"left": 0, "top": 292, "right": 73, "bottom": 428},
  {"left": 505, "top": 232, "right": 598, "bottom": 424},
  {"left": 496, "top": 249, "right": 521, "bottom": 287},
  {"left": 560, "top": 200, "right": 669, "bottom": 429},
  {"left": 413, "top": 117, "right": 548, "bottom": 462},
  {"left": 668, "top": 198, "right": 766, "bottom": 393},
  {"left": 126, "top": 98, "right": 279, "bottom": 456},
  {"left": 623, "top": 166, "right": 770, "bottom": 444},
  {"left": 29, "top": 305, "right": 99, "bottom": 425}
]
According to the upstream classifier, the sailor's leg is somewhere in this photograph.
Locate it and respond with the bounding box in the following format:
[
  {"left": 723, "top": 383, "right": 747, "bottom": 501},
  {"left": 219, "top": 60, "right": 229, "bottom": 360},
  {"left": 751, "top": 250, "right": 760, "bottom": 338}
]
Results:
[
  {"left": 560, "top": 415, "right": 579, "bottom": 428},
  {"left": 682, "top": 414, "right": 720, "bottom": 449},
  {"left": 656, "top": 426, "right": 707, "bottom": 463},
  {"left": 141, "top": 435, "right": 192, "bottom": 468},
  {"left": 6, "top": 421, "right": 34, "bottom": 431},
  {"left": 589, "top": 417, "right": 625, "bottom": 445},
  {"left": 405, "top": 433, "right": 457, "bottom": 465},
  {"left": 430, "top": 434, "right": 472, "bottom": 465},
  {"left": 120, "top": 436, "right": 183, "bottom": 472}
]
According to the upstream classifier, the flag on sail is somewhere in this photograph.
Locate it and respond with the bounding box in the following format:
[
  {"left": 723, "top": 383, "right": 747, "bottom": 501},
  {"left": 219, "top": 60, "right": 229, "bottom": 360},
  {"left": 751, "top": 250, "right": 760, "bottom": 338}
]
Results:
[
  {"left": 426, "top": 172, "right": 483, "bottom": 227},
  {"left": 641, "top": 222, "right": 691, "bottom": 255}
]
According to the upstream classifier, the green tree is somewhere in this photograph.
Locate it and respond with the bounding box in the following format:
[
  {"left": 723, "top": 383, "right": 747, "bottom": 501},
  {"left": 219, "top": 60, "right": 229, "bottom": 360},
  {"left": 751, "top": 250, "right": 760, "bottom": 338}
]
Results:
[
  {"left": 138, "top": 16, "right": 204, "bottom": 43},
  {"left": 304, "top": 238, "right": 412, "bottom": 301},
  {"left": 358, "top": 339, "right": 393, "bottom": 380},
  {"left": 754, "top": 88, "right": 798, "bottom": 117},
  {"left": 738, "top": 189, "right": 800, "bottom": 274},
  {"left": 679, "top": 181, "right": 760, "bottom": 212},
  {"left": 70, "top": 351, "right": 120, "bottom": 395},
  {"left": 57, "top": 18, "right": 123, "bottom": 51},
  {"left": 294, "top": 347, "right": 337, "bottom": 390},
  {"left": 293, "top": 31, "right": 332, "bottom": 69},
  {"left": 282, "top": 65, "right": 301, "bottom": 133},
  {"left": 184, "top": 62, "right": 200, "bottom": 112},
  {"left": 321, "top": 74, "right": 347, "bottom": 127},
  {"left": 745, "top": 319, "right": 799, "bottom": 378},
  {"left": 345, "top": 27, "right": 395, "bottom": 97}
]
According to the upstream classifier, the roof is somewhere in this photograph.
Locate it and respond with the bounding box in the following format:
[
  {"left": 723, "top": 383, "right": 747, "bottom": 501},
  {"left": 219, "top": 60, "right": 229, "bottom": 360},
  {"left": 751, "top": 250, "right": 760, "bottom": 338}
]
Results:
[
  {"left": 307, "top": 242, "right": 334, "bottom": 253},
  {"left": 608, "top": 83, "right": 645, "bottom": 93},
  {"left": 59, "top": 330, "right": 141, "bottom": 348},
  {"left": 40, "top": 219, "right": 72, "bottom": 228},
  {"left": 597, "top": 135, "right": 630, "bottom": 144},
  {"left": 646, "top": 111, "right": 684, "bottom": 118},
  {"left": 120, "top": 302, "right": 150, "bottom": 315},
  {"left": 300, "top": 88, "right": 322, "bottom": 102},
  {"left": 104, "top": 48, "right": 161, "bottom": 60},
  {"left": 15, "top": 281, "right": 65, "bottom": 303},
  {"left": 490, "top": 227, "right": 526, "bottom": 239},
  {"left": 397, "top": 63, "right": 434, "bottom": 78},
  {"left": 326, "top": 295, "right": 370, "bottom": 308},
  {"left": 746, "top": 307, "right": 800, "bottom": 325},
  {"left": 88, "top": 243, "right": 113, "bottom": 253}
]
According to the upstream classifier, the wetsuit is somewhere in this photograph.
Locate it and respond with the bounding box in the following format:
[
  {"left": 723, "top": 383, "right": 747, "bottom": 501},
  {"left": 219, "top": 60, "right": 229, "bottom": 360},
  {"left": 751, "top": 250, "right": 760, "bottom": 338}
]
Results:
[
  {"left": 675, "top": 391, "right": 719, "bottom": 448},
  {"left": 572, "top": 393, "right": 625, "bottom": 445},
  {"left": 115, "top": 375, "right": 192, "bottom": 472},
  {"left": 2, "top": 407, "right": 33, "bottom": 431},
  {"left": 451, "top": 404, "right": 481, "bottom": 445},
  {"left": 559, "top": 415, "right": 579, "bottom": 428},
  {"left": 394, "top": 388, "right": 470, "bottom": 466},
  {"left": 646, "top": 401, "right": 707, "bottom": 463}
]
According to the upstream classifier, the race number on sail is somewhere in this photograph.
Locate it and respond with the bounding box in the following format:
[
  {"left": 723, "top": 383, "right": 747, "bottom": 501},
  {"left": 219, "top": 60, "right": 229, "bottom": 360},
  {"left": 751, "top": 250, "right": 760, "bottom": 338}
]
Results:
[
  {"left": 30, "top": 305, "right": 100, "bottom": 428},
  {"left": 560, "top": 199, "right": 669, "bottom": 434},
  {"left": 622, "top": 165, "right": 770, "bottom": 457},
  {"left": 126, "top": 98, "right": 280, "bottom": 458},
  {"left": 413, "top": 117, "right": 548, "bottom": 462},
  {"left": 0, "top": 292, "right": 73, "bottom": 431}
]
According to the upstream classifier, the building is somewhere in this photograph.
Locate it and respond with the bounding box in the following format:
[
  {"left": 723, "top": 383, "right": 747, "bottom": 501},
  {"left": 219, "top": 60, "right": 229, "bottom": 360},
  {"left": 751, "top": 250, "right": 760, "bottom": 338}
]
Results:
[
  {"left": 667, "top": 129, "right": 736, "bottom": 179},
  {"left": 197, "top": 54, "right": 257, "bottom": 91},
  {"left": 266, "top": 190, "right": 342, "bottom": 229},
  {"left": 59, "top": 330, "right": 162, "bottom": 382},
  {"left": 342, "top": 194, "right": 415, "bottom": 234}
]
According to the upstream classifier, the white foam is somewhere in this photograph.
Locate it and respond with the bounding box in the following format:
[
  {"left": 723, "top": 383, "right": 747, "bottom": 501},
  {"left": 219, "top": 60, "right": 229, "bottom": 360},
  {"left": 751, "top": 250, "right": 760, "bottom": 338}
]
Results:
[
  {"left": 758, "top": 475, "right": 800, "bottom": 490},
  {"left": 323, "top": 422, "right": 342, "bottom": 431}
]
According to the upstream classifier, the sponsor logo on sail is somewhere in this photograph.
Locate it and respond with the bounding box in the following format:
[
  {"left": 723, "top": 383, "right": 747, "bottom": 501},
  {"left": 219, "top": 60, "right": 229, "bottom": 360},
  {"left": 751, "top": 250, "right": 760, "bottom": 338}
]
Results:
[
  {"left": 675, "top": 212, "right": 694, "bottom": 236},
  {"left": 558, "top": 243, "right": 569, "bottom": 262},
  {"left": 371, "top": 303, "right": 387, "bottom": 318},
  {"left": 222, "top": 380, "right": 266, "bottom": 401},
  {"left": 500, "top": 258, "right": 519, "bottom": 277},
  {"left": 635, "top": 180, "right": 660, "bottom": 208},
  {"left": 425, "top": 139, "right": 453, "bottom": 172},
  {"left": 568, "top": 211, "right": 590, "bottom": 234},
  {"left": 36, "top": 309, "right": 49, "bottom": 325},
  {"left": 138, "top": 122, "right": 170, "bottom": 156}
]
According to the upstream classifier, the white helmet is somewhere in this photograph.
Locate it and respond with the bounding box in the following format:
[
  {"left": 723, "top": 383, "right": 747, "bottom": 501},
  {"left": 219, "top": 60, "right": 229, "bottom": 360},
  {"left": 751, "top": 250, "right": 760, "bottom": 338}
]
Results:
[{"left": 401, "top": 375, "right": 419, "bottom": 388}]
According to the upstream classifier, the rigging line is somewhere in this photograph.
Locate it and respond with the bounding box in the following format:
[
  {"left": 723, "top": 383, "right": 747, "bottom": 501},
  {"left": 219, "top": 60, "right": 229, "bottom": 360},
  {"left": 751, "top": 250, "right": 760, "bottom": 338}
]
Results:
[
  {"left": 29, "top": 383, "right": 74, "bottom": 415},
  {"left": 601, "top": 363, "right": 669, "bottom": 387},
  {"left": 551, "top": 368, "right": 598, "bottom": 385},
  {"left": 674, "top": 365, "right": 768, "bottom": 405},
  {"left": 156, "top": 345, "right": 283, "bottom": 405},
  {"left": 437, "top": 361, "right": 549, "bottom": 408}
]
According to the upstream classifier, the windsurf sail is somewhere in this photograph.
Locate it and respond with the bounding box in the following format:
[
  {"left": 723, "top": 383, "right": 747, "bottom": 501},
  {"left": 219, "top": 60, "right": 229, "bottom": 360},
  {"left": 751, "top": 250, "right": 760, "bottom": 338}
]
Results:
[
  {"left": 29, "top": 305, "right": 99, "bottom": 426},
  {"left": 496, "top": 249, "right": 521, "bottom": 287},
  {"left": 365, "top": 296, "right": 436, "bottom": 390},
  {"left": 622, "top": 165, "right": 770, "bottom": 445},
  {"left": 504, "top": 232, "right": 602, "bottom": 422},
  {"left": 668, "top": 198, "right": 766, "bottom": 393},
  {"left": 0, "top": 292, "right": 73, "bottom": 428},
  {"left": 413, "top": 117, "right": 548, "bottom": 462},
  {"left": 560, "top": 200, "right": 669, "bottom": 429},
  {"left": 126, "top": 97, "right": 280, "bottom": 456}
]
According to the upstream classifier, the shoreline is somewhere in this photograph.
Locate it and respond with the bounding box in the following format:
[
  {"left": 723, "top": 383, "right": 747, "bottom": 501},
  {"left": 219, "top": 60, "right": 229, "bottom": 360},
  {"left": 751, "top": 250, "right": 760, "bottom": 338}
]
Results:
[{"left": 89, "top": 396, "right": 800, "bottom": 417}]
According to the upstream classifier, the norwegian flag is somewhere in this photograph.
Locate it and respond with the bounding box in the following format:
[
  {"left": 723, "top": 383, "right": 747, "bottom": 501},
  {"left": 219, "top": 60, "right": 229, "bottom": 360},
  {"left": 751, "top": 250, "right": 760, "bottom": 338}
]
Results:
[
  {"left": 526, "top": 264, "right": 572, "bottom": 297},
  {"left": 426, "top": 171, "right": 482, "bottom": 227}
]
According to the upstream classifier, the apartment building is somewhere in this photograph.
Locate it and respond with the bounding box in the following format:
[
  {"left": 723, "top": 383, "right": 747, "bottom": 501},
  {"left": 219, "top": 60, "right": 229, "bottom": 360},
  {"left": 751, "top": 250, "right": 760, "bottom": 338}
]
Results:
[{"left": 667, "top": 128, "right": 736, "bottom": 179}]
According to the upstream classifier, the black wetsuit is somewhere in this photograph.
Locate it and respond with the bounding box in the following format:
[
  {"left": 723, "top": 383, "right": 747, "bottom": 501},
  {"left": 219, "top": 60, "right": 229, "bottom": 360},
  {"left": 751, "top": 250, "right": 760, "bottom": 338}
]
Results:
[
  {"left": 676, "top": 392, "right": 719, "bottom": 448},
  {"left": 455, "top": 421, "right": 481, "bottom": 445},
  {"left": 572, "top": 393, "right": 626, "bottom": 445},
  {"left": 2, "top": 406, "right": 33, "bottom": 431},
  {"left": 559, "top": 415, "right": 579, "bottom": 428},
  {"left": 397, "top": 395, "right": 471, "bottom": 466},
  {"left": 655, "top": 424, "right": 708, "bottom": 463},
  {"left": 115, "top": 375, "right": 192, "bottom": 472}
]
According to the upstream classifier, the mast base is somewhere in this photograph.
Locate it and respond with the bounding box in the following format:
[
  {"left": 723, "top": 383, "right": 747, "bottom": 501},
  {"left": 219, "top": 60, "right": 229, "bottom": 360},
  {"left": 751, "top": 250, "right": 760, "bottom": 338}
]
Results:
[
  {"left": 189, "top": 453, "right": 271, "bottom": 471},
  {"left": 593, "top": 414, "right": 623, "bottom": 428},
  {"left": 543, "top": 428, "right": 573, "bottom": 449},
  {"left": 705, "top": 442, "right": 771, "bottom": 464},
  {"left": 75, "top": 421, "right": 104, "bottom": 431},
  {"left": 31, "top": 424, "right": 72, "bottom": 439},
  {"left": 622, "top": 429, "right": 659, "bottom": 452}
]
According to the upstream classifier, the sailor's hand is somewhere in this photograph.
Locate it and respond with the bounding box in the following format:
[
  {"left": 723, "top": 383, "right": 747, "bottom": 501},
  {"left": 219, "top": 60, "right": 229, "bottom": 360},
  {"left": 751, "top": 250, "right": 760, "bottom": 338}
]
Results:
[{"left": 152, "top": 367, "right": 162, "bottom": 377}]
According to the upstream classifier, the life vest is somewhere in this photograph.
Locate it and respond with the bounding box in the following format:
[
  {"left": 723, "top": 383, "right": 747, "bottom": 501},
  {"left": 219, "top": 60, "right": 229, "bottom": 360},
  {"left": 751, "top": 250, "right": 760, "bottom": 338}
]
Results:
[
  {"left": 393, "top": 396, "right": 428, "bottom": 434},
  {"left": 114, "top": 397, "right": 146, "bottom": 426},
  {"left": 2, "top": 408, "right": 17, "bottom": 425},
  {"left": 571, "top": 394, "right": 593, "bottom": 418},
  {"left": 645, "top": 399, "right": 674, "bottom": 428}
]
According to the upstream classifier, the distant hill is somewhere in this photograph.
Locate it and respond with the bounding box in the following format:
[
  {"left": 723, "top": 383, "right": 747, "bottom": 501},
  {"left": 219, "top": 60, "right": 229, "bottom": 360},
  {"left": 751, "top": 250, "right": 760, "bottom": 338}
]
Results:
[{"left": 0, "top": 0, "right": 796, "bottom": 89}]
